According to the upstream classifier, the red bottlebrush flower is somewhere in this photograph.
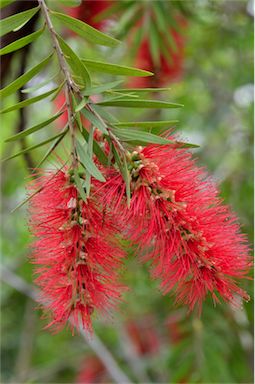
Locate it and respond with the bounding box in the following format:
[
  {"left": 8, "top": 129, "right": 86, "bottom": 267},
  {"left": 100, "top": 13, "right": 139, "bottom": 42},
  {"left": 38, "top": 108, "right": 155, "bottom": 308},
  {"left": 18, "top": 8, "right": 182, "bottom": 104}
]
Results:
[
  {"left": 28, "top": 168, "right": 125, "bottom": 332},
  {"left": 100, "top": 142, "right": 251, "bottom": 312},
  {"left": 67, "top": 0, "right": 111, "bottom": 30}
]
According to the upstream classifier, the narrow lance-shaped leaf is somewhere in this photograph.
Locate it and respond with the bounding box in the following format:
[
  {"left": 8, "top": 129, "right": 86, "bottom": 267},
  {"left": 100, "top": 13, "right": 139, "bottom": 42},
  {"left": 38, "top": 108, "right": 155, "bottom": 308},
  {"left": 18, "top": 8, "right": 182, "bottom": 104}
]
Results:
[
  {"left": 51, "top": 11, "right": 120, "bottom": 47},
  {"left": 81, "top": 59, "right": 153, "bottom": 77},
  {"left": 76, "top": 140, "right": 105, "bottom": 182},
  {"left": 0, "top": 53, "right": 53, "bottom": 98},
  {"left": 93, "top": 104, "right": 119, "bottom": 123},
  {"left": 81, "top": 107, "right": 108, "bottom": 135},
  {"left": 5, "top": 112, "right": 64, "bottom": 142},
  {"left": 75, "top": 97, "right": 88, "bottom": 113},
  {"left": 80, "top": 125, "right": 108, "bottom": 166},
  {"left": 21, "top": 73, "right": 59, "bottom": 94},
  {"left": 149, "top": 22, "right": 160, "bottom": 67},
  {"left": 0, "top": 0, "right": 15, "bottom": 9},
  {"left": 113, "top": 120, "right": 179, "bottom": 128},
  {"left": 111, "top": 142, "right": 122, "bottom": 170},
  {"left": 122, "top": 155, "right": 131, "bottom": 207},
  {"left": 97, "top": 93, "right": 136, "bottom": 103},
  {"left": 58, "top": 0, "right": 82, "bottom": 6},
  {"left": 0, "top": 27, "right": 44, "bottom": 55},
  {"left": 50, "top": 80, "right": 65, "bottom": 101},
  {"left": 84, "top": 126, "right": 94, "bottom": 197},
  {"left": 112, "top": 128, "right": 174, "bottom": 145},
  {"left": 112, "top": 128, "right": 199, "bottom": 148},
  {"left": 97, "top": 99, "right": 184, "bottom": 109},
  {"left": 3, "top": 131, "right": 67, "bottom": 162},
  {"left": 74, "top": 168, "right": 87, "bottom": 202},
  {"left": 0, "top": 6, "right": 39, "bottom": 37},
  {"left": 57, "top": 34, "right": 91, "bottom": 88},
  {"left": 82, "top": 80, "right": 123, "bottom": 96},
  {"left": 35, "top": 127, "right": 68, "bottom": 169},
  {"left": 116, "top": 87, "right": 171, "bottom": 93},
  {"left": 0, "top": 87, "right": 59, "bottom": 114},
  {"left": 11, "top": 162, "right": 68, "bottom": 213}
]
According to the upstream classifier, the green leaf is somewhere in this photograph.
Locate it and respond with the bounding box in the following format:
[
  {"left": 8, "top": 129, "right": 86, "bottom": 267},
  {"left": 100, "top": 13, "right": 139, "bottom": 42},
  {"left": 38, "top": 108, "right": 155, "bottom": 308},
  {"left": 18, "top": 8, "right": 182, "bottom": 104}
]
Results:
[
  {"left": 75, "top": 98, "right": 88, "bottom": 113},
  {"left": 0, "top": 53, "right": 53, "bottom": 98},
  {"left": 35, "top": 128, "right": 67, "bottom": 168},
  {"left": 81, "top": 59, "right": 153, "bottom": 77},
  {"left": 93, "top": 104, "right": 119, "bottom": 123},
  {"left": 57, "top": 0, "right": 81, "bottom": 6},
  {"left": 20, "top": 73, "right": 58, "bottom": 93},
  {"left": 74, "top": 168, "right": 87, "bottom": 202},
  {"left": 84, "top": 126, "right": 94, "bottom": 197},
  {"left": 122, "top": 156, "right": 131, "bottom": 207},
  {"left": 76, "top": 140, "right": 105, "bottom": 182},
  {"left": 113, "top": 120, "right": 179, "bottom": 128},
  {"left": 11, "top": 186, "right": 43, "bottom": 213},
  {"left": 97, "top": 99, "right": 184, "bottom": 108},
  {"left": 111, "top": 142, "right": 122, "bottom": 170},
  {"left": 112, "top": 128, "right": 174, "bottom": 145},
  {"left": 113, "top": 3, "right": 140, "bottom": 40},
  {"left": 81, "top": 107, "right": 108, "bottom": 135},
  {"left": 0, "top": 27, "right": 44, "bottom": 55},
  {"left": 82, "top": 80, "right": 123, "bottom": 96},
  {"left": 57, "top": 34, "right": 91, "bottom": 88},
  {"left": 149, "top": 22, "right": 160, "bottom": 67},
  {"left": 117, "top": 87, "right": 171, "bottom": 93},
  {"left": 113, "top": 128, "right": 199, "bottom": 148},
  {"left": 51, "top": 11, "right": 120, "bottom": 47},
  {"left": 80, "top": 125, "right": 108, "bottom": 166},
  {"left": 50, "top": 80, "right": 65, "bottom": 102},
  {"left": 0, "top": 87, "right": 59, "bottom": 114},
  {"left": 5, "top": 112, "right": 64, "bottom": 142},
  {"left": 0, "top": 6, "right": 39, "bottom": 37},
  {"left": 0, "top": 0, "right": 15, "bottom": 9},
  {"left": 3, "top": 131, "right": 66, "bottom": 161}
]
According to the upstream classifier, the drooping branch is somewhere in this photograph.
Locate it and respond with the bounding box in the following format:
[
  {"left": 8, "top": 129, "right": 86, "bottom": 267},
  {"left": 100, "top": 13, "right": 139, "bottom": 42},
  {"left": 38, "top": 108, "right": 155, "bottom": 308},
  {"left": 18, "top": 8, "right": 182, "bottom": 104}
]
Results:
[{"left": 38, "top": 0, "right": 78, "bottom": 167}]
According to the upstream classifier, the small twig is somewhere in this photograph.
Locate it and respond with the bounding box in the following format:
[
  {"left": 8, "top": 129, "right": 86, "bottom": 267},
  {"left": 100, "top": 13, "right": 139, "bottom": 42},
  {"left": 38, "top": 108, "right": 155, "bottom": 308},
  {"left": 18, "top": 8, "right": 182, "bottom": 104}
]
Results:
[
  {"left": 39, "top": 0, "right": 127, "bottom": 165},
  {"left": 0, "top": 265, "right": 132, "bottom": 384},
  {"left": 38, "top": 0, "right": 77, "bottom": 167}
]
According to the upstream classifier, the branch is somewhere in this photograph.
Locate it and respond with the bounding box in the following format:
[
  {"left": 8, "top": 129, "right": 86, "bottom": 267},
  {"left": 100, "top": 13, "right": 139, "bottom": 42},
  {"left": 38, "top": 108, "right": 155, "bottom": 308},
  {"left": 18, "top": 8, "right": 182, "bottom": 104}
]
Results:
[
  {"left": 0, "top": 265, "right": 132, "bottom": 384},
  {"left": 38, "top": 0, "right": 77, "bottom": 167},
  {"left": 39, "top": 0, "right": 126, "bottom": 160}
]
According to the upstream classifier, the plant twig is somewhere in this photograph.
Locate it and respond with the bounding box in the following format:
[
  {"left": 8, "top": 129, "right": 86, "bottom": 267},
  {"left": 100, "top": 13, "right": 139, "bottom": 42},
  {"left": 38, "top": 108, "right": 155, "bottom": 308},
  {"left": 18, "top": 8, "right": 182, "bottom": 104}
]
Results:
[
  {"left": 0, "top": 265, "right": 132, "bottom": 384},
  {"left": 38, "top": 0, "right": 77, "bottom": 167}
]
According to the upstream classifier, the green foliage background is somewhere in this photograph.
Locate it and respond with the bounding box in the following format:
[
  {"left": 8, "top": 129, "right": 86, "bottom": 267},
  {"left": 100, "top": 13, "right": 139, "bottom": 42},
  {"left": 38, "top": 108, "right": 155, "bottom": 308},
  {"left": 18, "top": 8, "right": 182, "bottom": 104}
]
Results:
[{"left": 1, "top": 1, "right": 253, "bottom": 383}]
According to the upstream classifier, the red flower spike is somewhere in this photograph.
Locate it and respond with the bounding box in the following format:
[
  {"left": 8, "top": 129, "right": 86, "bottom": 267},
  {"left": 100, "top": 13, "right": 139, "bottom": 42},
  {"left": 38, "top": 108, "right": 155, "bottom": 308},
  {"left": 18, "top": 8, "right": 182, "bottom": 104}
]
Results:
[
  {"left": 100, "top": 142, "right": 251, "bottom": 312},
  {"left": 28, "top": 168, "right": 125, "bottom": 333}
]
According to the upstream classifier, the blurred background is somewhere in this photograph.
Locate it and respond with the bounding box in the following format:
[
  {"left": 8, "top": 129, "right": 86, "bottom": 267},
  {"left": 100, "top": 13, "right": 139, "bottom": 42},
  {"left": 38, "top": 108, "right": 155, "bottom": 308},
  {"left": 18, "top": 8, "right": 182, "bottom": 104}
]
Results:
[{"left": 1, "top": 0, "right": 253, "bottom": 383}]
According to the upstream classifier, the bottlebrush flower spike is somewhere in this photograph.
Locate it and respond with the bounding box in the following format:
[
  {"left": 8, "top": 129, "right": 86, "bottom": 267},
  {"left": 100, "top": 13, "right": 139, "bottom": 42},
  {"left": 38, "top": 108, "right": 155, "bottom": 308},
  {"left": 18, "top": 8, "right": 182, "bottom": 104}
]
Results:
[
  {"left": 100, "top": 142, "right": 251, "bottom": 312},
  {"left": 28, "top": 168, "right": 125, "bottom": 332}
]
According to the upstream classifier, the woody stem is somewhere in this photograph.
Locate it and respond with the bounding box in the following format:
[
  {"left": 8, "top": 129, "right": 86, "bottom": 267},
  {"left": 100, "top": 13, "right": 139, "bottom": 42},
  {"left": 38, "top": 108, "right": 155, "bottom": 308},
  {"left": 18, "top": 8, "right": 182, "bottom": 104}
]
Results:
[{"left": 38, "top": 0, "right": 78, "bottom": 167}]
